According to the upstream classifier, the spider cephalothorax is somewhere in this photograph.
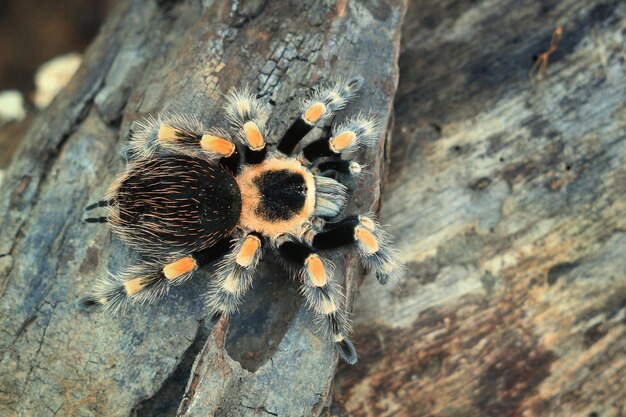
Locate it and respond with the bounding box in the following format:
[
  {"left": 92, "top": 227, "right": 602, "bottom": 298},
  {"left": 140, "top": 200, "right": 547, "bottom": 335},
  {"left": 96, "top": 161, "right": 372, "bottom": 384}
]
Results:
[{"left": 84, "top": 78, "right": 401, "bottom": 364}]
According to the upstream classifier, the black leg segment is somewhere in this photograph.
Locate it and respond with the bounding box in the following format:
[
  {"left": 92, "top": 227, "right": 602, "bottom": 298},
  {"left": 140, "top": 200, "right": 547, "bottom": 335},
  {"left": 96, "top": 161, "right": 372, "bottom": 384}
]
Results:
[
  {"left": 244, "top": 147, "right": 267, "bottom": 165},
  {"left": 194, "top": 237, "right": 233, "bottom": 267},
  {"left": 312, "top": 216, "right": 359, "bottom": 249},
  {"left": 316, "top": 160, "right": 357, "bottom": 176},
  {"left": 85, "top": 200, "right": 112, "bottom": 211},
  {"left": 278, "top": 240, "right": 314, "bottom": 265},
  {"left": 302, "top": 138, "right": 335, "bottom": 161},
  {"left": 277, "top": 117, "right": 315, "bottom": 155},
  {"left": 84, "top": 217, "right": 109, "bottom": 223}
]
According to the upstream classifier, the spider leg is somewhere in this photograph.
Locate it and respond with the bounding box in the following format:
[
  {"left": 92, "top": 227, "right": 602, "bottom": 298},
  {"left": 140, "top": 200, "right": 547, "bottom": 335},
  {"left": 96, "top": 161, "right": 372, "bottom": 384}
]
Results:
[
  {"left": 315, "top": 160, "right": 362, "bottom": 177},
  {"left": 84, "top": 200, "right": 113, "bottom": 223},
  {"left": 205, "top": 233, "right": 264, "bottom": 316},
  {"left": 81, "top": 239, "right": 231, "bottom": 314},
  {"left": 312, "top": 215, "right": 402, "bottom": 285},
  {"left": 126, "top": 114, "right": 240, "bottom": 174},
  {"left": 311, "top": 159, "right": 363, "bottom": 191},
  {"left": 84, "top": 200, "right": 112, "bottom": 211},
  {"left": 277, "top": 240, "right": 357, "bottom": 364},
  {"left": 302, "top": 114, "right": 379, "bottom": 162},
  {"left": 313, "top": 175, "right": 348, "bottom": 219},
  {"left": 277, "top": 77, "right": 363, "bottom": 155},
  {"left": 224, "top": 87, "right": 269, "bottom": 164},
  {"left": 84, "top": 217, "right": 109, "bottom": 223}
]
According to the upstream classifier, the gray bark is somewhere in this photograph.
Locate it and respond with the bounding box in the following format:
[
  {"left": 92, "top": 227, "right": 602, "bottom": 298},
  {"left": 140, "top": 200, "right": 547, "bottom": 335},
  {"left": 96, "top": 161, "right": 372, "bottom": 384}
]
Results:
[{"left": 335, "top": 1, "right": 626, "bottom": 416}]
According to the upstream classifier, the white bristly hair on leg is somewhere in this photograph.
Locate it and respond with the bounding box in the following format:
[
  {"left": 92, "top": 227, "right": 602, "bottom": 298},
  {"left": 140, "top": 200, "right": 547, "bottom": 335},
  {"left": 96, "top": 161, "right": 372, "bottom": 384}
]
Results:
[
  {"left": 125, "top": 113, "right": 216, "bottom": 160},
  {"left": 355, "top": 215, "right": 405, "bottom": 286},
  {"left": 204, "top": 233, "right": 263, "bottom": 316},
  {"left": 299, "top": 76, "right": 364, "bottom": 126},
  {"left": 330, "top": 113, "right": 381, "bottom": 152},
  {"left": 87, "top": 261, "right": 173, "bottom": 315}
]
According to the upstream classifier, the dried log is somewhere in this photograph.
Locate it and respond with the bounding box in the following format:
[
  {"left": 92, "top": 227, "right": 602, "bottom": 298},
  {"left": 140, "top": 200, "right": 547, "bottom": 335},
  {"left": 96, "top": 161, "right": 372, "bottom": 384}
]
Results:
[
  {"left": 335, "top": 1, "right": 625, "bottom": 416},
  {"left": 0, "top": 1, "right": 406, "bottom": 416}
]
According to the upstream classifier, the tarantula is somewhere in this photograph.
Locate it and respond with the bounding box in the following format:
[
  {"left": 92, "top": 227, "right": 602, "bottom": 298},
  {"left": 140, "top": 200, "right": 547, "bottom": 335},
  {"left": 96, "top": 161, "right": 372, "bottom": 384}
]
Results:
[{"left": 84, "top": 77, "right": 401, "bottom": 364}]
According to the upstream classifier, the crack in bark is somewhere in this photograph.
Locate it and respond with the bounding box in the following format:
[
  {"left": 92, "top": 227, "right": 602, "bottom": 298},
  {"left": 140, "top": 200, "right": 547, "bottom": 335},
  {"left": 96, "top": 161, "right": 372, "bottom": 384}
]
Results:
[
  {"left": 241, "top": 403, "right": 279, "bottom": 416},
  {"left": 134, "top": 320, "right": 212, "bottom": 417},
  {"left": 12, "top": 315, "right": 38, "bottom": 342},
  {"left": 177, "top": 318, "right": 230, "bottom": 416},
  {"left": 21, "top": 310, "right": 52, "bottom": 396}
]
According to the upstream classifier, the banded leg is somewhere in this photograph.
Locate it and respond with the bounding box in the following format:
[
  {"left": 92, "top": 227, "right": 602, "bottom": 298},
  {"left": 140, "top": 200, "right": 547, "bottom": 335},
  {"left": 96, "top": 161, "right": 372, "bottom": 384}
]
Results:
[
  {"left": 312, "top": 215, "right": 401, "bottom": 284},
  {"left": 277, "top": 77, "right": 363, "bottom": 155},
  {"left": 81, "top": 239, "right": 232, "bottom": 314},
  {"left": 205, "top": 233, "right": 264, "bottom": 316},
  {"left": 84, "top": 199, "right": 112, "bottom": 223},
  {"left": 127, "top": 114, "right": 240, "bottom": 174},
  {"left": 302, "top": 115, "right": 379, "bottom": 162},
  {"left": 224, "top": 88, "right": 268, "bottom": 164},
  {"left": 277, "top": 240, "right": 357, "bottom": 364}
]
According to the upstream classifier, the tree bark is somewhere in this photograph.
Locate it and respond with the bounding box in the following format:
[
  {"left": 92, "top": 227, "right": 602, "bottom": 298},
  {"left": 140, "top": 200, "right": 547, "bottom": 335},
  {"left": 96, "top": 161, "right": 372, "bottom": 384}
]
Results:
[
  {"left": 335, "top": 1, "right": 626, "bottom": 416},
  {"left": 0, "top": 0, "right": 406, "bottom": 416}
]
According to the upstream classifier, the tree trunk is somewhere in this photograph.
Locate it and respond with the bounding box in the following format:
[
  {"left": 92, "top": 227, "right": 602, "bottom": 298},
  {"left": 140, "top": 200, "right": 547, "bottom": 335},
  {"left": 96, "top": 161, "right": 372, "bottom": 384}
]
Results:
[
  {"left": 0, "top": 0, "right": 406, "bottom": 416},
  {"left": 335, "top": 1, "right": 626, "bottom": 416}
]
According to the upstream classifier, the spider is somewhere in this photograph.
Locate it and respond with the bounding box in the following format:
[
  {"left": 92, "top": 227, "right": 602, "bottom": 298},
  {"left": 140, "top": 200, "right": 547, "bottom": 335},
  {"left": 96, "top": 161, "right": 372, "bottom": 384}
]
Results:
[
  {"left": 530, "top": 26, "right": 563, "bottom": 79},
  {"left": 83, "top": 77, "right": 401, "bottom": 364}
]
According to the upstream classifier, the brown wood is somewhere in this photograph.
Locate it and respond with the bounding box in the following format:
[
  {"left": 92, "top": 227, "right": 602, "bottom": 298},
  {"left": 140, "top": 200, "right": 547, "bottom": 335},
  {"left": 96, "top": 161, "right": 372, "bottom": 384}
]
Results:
[
  {"left": 334, "top": 1, "right": 626, "bottom": 416},
  {"left": 0, "top": 0, "right": 406, "bottom": 416}
]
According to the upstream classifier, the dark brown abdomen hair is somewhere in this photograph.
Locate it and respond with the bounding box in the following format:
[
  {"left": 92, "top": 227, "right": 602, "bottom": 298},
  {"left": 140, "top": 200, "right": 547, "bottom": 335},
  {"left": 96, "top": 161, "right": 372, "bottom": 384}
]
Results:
[{"left": 114, "top": 154, "right": 241, "bottom": 253}]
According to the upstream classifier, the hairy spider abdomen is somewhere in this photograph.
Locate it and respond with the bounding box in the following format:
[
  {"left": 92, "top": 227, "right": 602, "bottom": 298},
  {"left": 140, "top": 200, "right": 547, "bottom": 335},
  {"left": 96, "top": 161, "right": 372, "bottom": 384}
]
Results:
[{"left": 108, "top": 154, "right": 241, "bottom": 253}]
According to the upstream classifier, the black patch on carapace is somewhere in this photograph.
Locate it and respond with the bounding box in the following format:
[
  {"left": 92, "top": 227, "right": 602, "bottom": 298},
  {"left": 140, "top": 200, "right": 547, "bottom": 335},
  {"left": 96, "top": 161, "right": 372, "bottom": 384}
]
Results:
[
  {"left": 254, "top": 169, "right": 307, "bottom": 221},
  {"left": 115, "top": 154, "right": 241, "bottom": 253}
]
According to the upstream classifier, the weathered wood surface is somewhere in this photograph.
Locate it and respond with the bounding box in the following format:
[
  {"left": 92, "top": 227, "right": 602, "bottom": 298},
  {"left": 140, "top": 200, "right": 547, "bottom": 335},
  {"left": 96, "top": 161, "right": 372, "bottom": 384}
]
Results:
[
  {"left": 0, "top": 0, "right": 406, "bottom": 416},
  {"left": 334, "top": 0, "right": 625, "bottom": 416}
]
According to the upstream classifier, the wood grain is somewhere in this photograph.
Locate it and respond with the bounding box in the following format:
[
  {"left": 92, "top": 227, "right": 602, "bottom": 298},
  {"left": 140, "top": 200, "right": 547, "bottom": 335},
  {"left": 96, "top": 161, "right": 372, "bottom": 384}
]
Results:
[{"left": 334, "top": 1, "right": 625, "bottom": 416}]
